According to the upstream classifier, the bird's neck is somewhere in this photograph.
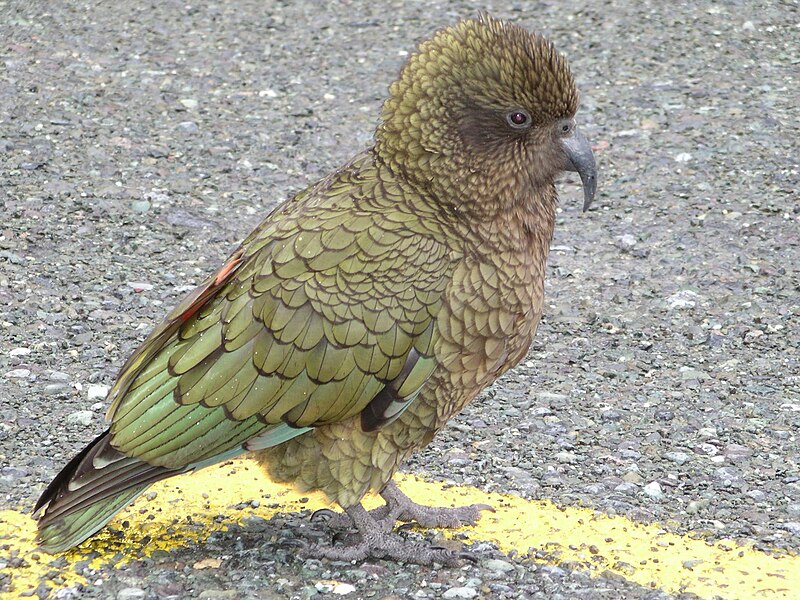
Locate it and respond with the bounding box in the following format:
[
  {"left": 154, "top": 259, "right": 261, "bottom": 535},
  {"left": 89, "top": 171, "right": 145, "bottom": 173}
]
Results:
[
  {"left": 466, "top": 183, "right": 558, "bottom": 260},
  {"left": 369, "top": 146, "right": 557, "bottom": 263}
]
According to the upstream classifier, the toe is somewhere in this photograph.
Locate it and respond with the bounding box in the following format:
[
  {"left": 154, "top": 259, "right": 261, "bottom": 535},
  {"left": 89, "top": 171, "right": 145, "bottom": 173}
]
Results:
[{"left": 310, "top": 508, "right": 339, "bottom": 522}]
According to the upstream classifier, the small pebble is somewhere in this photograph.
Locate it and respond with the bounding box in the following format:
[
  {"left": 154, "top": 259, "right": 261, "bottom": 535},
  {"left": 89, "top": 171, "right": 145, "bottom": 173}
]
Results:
[
  {"left": 555, "top": 451, "right": 578, "bottom": 464},
  {"left": 615, "top": 482, "right": 639, "bottom": 494},
  {"left": 44, "top": 383, "right": 69, "bottom": 396},
  {"left": 664, "top": 451, "right": 691, "bottom": 465},
  {"left": 5, "top": 369, "right": 31, "bottom": 379},
  {"left": 714, "top": 467, "right": 742, "bottom": 486},
  {"left": 315, "top": 580, "right": 357, "bottom": 595},
  {"left": 193, "top": 558, "right": 222, "bottom": 570},
  {"left": 66, "top": 410, "right": 94, "bottom": 426},
  {"left": 241, "top": 515, "right": 269, "bottom": 531},
  {"left": 130, "top": 200, "right": 151, "bottom": 213},
  {"left": 643, "top": 481, "right": 664, "bottom": 500},
  {"left": 654, "top": 409, "right": 674, "bottom": 421},
  {"left": 197, "top": 591, "right": 237, "bottom": 600},
  {"left": 667, "top": 290, "right": 702, "bottom": 309},
  {"left": 622, "top": 471, "right": 644, "bottom": 484},
  {"left": 695, "top": 443, "right": 718, "bottom": 456},
  {"left": 483, "top": 558, "right": 515, "bottom": 572},
  {"left": 1, "top": 466, "right": 28, "bottom": 479},
  {"left": 538, "top": 565, "right": 566, "bottom": 578},
  {"left": 680, "top": 368, "right": 708, "bottom": 381},
  {"left": 616, "top": 234, "right": 637, "bottom": 250},
  {"left": 697, "top": 427, "right": 717, "bottom": 438},
  {"left": 117, "top": 588, "right": 146, "bottom": 600},
  {"left": 683, "top": 559, "right": 704, "bottom": 569},
  {"left": 178, "top": 121, "right": 199, "bottom": 134},
  {"left": 442, "top": 587, "right": 478, "bottom": 599},
  {"left": 600, "top": 409, "right": 623, "bottom": 422},
  {"left": 724, "top": 444, "right": 753, "bottom": 462},
  {"left": 781, "top": 523, "right": 800, "bottom": 536},
  {"left": 88, "top": 384, "right": 110, "bottom": 401}
]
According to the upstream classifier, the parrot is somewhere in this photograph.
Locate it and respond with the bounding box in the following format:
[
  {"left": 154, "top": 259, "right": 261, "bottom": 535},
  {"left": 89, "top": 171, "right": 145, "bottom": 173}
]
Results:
[{"left": 35, "top": 14, "right": 597, "bottom": 564}]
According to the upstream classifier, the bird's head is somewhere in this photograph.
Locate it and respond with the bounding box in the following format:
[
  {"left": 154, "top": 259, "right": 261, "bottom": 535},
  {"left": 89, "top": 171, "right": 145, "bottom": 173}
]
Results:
[{"left": 376, "top": 15, "right": 596, "bottom": 213}]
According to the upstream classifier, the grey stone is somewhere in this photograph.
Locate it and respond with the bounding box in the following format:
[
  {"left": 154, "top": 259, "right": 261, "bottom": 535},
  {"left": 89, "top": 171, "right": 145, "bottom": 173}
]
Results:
[
  {"left": 117, "top": 588, "right": 146, "bottom": 600},
  {"left": 442, "top": 587, "right": 478, "bottom": 599},
  {"left": 643, "top": 481, "right": 664, "bottom": 500},
  {"left": 483, "top": 558, "right": 515, "bottom": 572},
  {"left": 66, "top": 410, "right": 94, "bottom": 426},
  {"left": 44, "top": 383, "right": 69, "bottom": 396},
  {"left": 5, "top": 369, "right": 31, "bottom": 379},
  {"left": 781, "top": 522, "right": 800, "bottom": 536},
  {"left": 664, "top": 451, "right": 691, "bottom": 465},
  {"left": 178, "top": 121, "right": 200, "bottom": 134},
  {"left": 130, "top": 199, "right": 151, "bottom": 213},
  {"left": 197, "top": 591, "right": 238, "bottom": 600}
]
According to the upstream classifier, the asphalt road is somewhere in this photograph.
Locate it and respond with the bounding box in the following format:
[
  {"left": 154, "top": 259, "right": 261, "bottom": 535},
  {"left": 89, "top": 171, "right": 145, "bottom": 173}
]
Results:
[{"left": 1, "top": 1, "right": 798, "bottom": 599}]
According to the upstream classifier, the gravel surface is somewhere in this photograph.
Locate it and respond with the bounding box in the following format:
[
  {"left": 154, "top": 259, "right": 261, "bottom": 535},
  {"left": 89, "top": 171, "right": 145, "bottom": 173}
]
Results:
[{"left": 1, "top": 0, "right": 798, "bottom": 598}]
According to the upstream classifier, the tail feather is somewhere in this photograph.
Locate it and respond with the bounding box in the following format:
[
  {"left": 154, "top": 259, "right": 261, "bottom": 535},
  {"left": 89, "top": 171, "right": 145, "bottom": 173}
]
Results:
[
  {"left": 43, "top": 460, "right": 164, "bottom": 522},
  {"left": 35, "top": 429, "right": 180, "bottom": 553},
  {"left": 38, "top": 487, "right": 147, "bottom": 553}
]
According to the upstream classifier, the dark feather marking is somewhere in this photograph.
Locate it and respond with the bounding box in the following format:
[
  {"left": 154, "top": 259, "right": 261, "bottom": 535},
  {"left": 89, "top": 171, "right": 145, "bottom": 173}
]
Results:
[
  {"left": 35, "top": 430, "right": 178, "bottom": 527},
  {"left": 34, "top": 430, "right": 108, "bottom": 514},
  {"left": 44, "top": 462, "right": 168, "bottom": 521},
  {"left": 360, "top": 348, "right": 421, "bottom": 432}
]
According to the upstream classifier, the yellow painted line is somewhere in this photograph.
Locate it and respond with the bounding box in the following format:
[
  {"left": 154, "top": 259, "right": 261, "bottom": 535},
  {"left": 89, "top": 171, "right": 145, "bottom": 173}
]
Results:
[{"left": 1, "top": 458, "right": 797, "bottom": 598}]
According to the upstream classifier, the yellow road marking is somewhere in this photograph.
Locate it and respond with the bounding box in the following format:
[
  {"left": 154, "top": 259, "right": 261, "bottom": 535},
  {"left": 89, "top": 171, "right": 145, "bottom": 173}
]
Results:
[{"left": 1, "top": 458, "right": 797, "bottom": 598}]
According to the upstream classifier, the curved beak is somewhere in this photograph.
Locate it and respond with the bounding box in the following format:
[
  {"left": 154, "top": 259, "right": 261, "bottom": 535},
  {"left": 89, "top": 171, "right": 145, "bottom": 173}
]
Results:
[{"left": 562, "top": 128, "right": 597, "bottom": 212}]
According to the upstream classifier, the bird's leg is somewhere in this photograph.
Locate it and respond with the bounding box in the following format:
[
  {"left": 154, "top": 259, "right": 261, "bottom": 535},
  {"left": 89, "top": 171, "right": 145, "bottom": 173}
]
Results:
[
  {"left": 379, "top": 481, "right": 494, "bottom": 528},
  {"left": 310, "top": 481, "right": 493, "bottom": 531},
  {"left": 308, "top": 503, "right": 463, "bottom": 565},
  {"left": 310, "top": 504, "right": 390, "bottom": 529}
]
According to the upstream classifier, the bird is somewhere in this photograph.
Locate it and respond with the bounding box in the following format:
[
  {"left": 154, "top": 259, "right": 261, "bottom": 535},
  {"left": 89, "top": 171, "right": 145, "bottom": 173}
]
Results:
[{"left": 35, "top": 14, "right": 597, "bottom": 564}]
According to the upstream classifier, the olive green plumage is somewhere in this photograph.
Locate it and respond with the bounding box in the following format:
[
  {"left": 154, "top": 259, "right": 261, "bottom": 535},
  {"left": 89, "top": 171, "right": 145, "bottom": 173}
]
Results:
[{"left": 35, "top": 14, "right": 596, "bottom": 557}]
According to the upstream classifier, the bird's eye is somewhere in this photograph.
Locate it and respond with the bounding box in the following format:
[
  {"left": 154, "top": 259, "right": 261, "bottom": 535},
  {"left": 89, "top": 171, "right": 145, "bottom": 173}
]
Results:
[{"left": 506, "top": 109, "right": 531, "bottom": 129}]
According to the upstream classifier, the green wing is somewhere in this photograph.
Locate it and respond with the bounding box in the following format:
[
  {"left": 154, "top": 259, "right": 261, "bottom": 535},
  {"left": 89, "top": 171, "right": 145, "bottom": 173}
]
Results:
[{"left": 105, "top": 160, "right": 451, "bottom": 469}]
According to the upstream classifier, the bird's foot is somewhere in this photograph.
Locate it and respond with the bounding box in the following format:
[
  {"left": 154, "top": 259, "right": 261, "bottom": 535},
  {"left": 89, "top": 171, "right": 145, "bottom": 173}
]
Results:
[
  {"left": 307, "top": 504, "right": 465, "bottom": 565},
  {"left": 310, "top": 506, "right": 389, "bottom": 529},
  {"left": 310, "top": 482, "right": 492, "bottom": 532},
  {"left": 380, "top": 481, "right": 494, "bottom": 528}
]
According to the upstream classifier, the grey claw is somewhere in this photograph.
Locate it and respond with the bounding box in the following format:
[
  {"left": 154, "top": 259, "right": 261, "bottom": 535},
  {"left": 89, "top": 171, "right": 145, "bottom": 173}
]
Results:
[
  {"left": 277, "top": 537, "right": 307, "bottom": 550},
  {"left": 311, "top": 508, "right": 339, "bottom": 522},
  {"left": 429, "top": 545, "right": 475, "bottom": 566}
]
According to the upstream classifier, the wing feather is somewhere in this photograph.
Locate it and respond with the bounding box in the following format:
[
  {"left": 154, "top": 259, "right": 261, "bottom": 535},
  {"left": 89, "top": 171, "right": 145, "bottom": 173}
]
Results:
[{"left": 104, "top": 156, "right": 453, "bottom": 470}]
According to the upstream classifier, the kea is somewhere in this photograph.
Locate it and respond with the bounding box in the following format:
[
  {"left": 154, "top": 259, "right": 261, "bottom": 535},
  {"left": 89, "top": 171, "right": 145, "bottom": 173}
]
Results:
[{"left": 35, "top": 14, "right": 597, "bottom": 564}]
